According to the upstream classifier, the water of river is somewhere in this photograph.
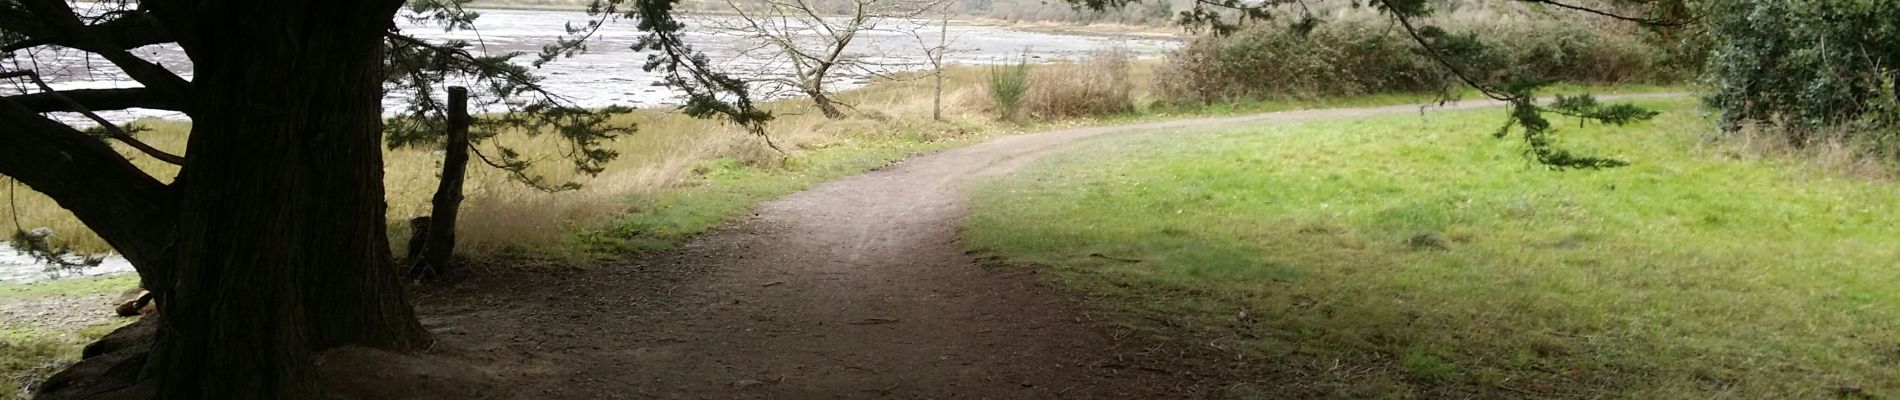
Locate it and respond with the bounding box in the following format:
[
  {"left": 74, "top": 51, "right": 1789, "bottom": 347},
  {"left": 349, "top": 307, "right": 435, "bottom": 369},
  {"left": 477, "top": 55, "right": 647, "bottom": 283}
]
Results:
[
  {"left": 0, "top": 244, "right": 134, "bottom": 284},
  {"left": 0, "top": 6, "right": 1178, "bottom": 283},
  {"left": 5, "top": 4, "right": 1180, "bottom": 124}
]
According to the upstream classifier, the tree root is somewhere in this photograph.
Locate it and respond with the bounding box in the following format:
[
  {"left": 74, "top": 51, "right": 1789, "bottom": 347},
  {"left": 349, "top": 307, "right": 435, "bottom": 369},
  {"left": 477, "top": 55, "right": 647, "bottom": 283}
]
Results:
[
  {"left": 36, "top": 317, "right": 158, "bottom": 400},
  {"left": 33, "top": 318, "right": 494, "bottom": 400},
  {"left": 314, "top": 346, "right": 501, "bottom": 400}
]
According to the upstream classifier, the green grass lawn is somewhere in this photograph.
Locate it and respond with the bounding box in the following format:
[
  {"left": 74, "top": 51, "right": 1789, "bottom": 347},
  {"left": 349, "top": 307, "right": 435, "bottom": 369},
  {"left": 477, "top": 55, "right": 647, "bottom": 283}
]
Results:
[
  {"left": 0, "top": 275, "right": 135, "bottom": 302},
  {"left": 964, "top": 97, "right": 1900, "bottom": 398},
  {"left": 0, "top": 275, "right": 136, "bottom": 399},
  {"left": 0, "top": 326, "right": 79, "bottom": 399},
  {"left": 1148, "top": 84, "right": 1685, "bottom": 119},
  {"left": 0, "top": 323, "right": 126, "bottom": 400}
]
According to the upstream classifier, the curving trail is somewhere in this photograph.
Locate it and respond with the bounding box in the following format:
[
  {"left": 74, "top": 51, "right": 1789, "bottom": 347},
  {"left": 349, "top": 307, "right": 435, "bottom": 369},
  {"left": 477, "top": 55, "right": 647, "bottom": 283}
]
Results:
[{"left": 416, "top": 94, "right": 1683, "bottom": 399}]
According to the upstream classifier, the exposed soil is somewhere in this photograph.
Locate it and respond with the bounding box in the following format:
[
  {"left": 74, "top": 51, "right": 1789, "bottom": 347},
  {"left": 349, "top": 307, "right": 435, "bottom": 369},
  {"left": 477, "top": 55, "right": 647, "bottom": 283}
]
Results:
[
  {"left": 413, "top": 94, "right": 1683, "bottom": 399},
  {"left": 0, "top": 294, "right": 117, "bottom": 333}
]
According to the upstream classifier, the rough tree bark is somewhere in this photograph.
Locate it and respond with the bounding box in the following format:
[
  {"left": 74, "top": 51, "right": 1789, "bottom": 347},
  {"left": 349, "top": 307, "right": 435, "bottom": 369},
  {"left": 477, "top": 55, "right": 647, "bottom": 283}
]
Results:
[
  {"left": 145, "top": 2, "right": 429, "bottom": 397},
  {"left": 8, "top": 1, "right": 429, "bottom": 399}
]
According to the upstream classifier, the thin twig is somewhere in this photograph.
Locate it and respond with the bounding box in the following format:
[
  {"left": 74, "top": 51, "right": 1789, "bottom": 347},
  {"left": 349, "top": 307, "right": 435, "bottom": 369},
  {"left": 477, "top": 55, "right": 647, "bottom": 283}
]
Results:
[
  {"left": 7, "top": 178, "right": 22, "bottom": 232},
  {"left": 1510, "top": 0, "right": 1692, "bottom": 27}
]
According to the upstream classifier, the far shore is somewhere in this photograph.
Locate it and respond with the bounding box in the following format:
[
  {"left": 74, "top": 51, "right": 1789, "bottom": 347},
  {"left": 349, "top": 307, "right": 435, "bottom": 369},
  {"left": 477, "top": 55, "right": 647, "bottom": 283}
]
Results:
[{"left": 460, "top": 1, "right": 1191, "bottom": 39}]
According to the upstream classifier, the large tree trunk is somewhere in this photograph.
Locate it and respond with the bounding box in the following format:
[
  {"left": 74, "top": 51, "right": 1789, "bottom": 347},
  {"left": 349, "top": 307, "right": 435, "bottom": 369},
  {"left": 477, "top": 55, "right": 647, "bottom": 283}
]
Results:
[{"left": 140, "top": 1, "right": 425, "bottom": 398}]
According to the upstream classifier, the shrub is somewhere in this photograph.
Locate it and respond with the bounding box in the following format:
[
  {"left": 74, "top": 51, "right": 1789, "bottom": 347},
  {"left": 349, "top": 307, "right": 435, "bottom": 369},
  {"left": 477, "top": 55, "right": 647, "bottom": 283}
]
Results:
[
  {"left": 1701, "top": 1, "right": 1900, "bottom": 163},
  {"left": 1155, "top": 11, "right": 1671, "bottom": 106},
  {"left": 1478, "top": 19, "right": 1669, "bottom": 85},
  {"left": 1155, "top": 16, "right": 1444, "bottom": 105},
  {"left": 1025, "top": 48, "right": 1135, "bottom": 118},
  {"left": 986, "top": 56, "right": 1033, "bottom": 121}
]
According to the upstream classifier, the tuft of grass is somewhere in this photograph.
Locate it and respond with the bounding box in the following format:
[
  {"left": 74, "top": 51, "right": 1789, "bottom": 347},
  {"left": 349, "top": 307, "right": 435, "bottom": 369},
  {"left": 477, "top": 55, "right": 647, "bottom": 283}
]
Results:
[
  {"left": 1721, "top": 122, "right": 1900, "bottom": 180},
  {"left": 965, "top": 98, "right": 1900, "bottom": 398},
  {"left": 987, "top": 56, "right": 1033, "bottom": 121},
  {"left": 1025, "top": 47, "right": 1135, "bottom": 119},
  {"left": 0, "top": 327, "right": 73, "bottom": 400},
  {"left": 1399, "top": 347, "right": 1462, "bottom": 383}
]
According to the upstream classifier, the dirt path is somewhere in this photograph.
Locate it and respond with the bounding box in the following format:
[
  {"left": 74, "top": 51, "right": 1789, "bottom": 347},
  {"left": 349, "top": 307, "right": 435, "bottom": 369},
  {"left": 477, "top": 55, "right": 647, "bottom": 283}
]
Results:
[{"left": 416, "top": 94, "right": 1683, "bottom": 399}]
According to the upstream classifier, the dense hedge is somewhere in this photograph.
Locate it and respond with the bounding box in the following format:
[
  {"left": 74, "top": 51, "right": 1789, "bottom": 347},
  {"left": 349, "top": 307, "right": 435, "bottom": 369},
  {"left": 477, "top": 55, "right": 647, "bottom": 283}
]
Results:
[
  {"left": 1701, "top": 1, "right": 1900, "bottom": 154},
  {"left": 1155, "top": 13, "right": 1674, "bottom": 105}
]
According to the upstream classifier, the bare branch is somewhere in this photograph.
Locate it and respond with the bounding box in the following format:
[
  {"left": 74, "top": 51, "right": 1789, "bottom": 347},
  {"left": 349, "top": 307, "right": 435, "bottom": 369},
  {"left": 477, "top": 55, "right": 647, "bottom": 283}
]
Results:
[
  {"left": 0, "top": 95, "right": 174, "bottom": 273},
  {"left": 6, "top": 88, "right": 184, "bottom": 113},
  {"left": 1510, "top": 0, "right": 1691, "bottom": 27},
  {"left": 0, "top": 69, "right": 184, "bottom": 165},
  {"left": 705, "top": 0, "right": 947, "bottom": 119},
  {"left": 14, "top": 0, "right": 190, "bottom": 101}
]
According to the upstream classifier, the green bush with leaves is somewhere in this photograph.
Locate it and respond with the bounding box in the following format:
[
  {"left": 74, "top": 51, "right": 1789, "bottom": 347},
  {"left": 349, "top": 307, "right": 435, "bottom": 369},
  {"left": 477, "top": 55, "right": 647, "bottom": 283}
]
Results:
[
  {"left": 986, "top": 57, "right": 1033, "bottom": 121},
  {"left": 1157, "top": 12, "right": 1672, "bottom": 105},
  {"left": 1701, "top": 1, "right": 1900, "bottom": 159}
]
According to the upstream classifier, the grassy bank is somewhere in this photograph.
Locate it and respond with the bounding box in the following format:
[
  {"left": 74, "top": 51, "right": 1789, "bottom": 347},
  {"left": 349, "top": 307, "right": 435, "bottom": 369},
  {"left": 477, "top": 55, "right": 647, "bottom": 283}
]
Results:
[
  {"left": 0, "top": 57, "right": 1672, "bottom": 264},
  {"left": 1, "top": 322, "right": 126, "bottom": 400},
  {"left": 0, "top": 66, "right": 1010, "bottom": 399},
  {"left": 0, "top": 276, "right": 135, "bottom": 303},
  {"left": 0, "top": 66, "right": 1011, "bottom": 261},
  {"left": 0, "top": 60, "right": 1680, "bottom": 397},
  {"left": 1, "top": 326, "right": 82, "bottom": 399},
  {"left": 0, "top": 274, "right": 135, "bottom": 399},
  {"left": 964, "top": 98, "right": 1900, "bottom": 398}
]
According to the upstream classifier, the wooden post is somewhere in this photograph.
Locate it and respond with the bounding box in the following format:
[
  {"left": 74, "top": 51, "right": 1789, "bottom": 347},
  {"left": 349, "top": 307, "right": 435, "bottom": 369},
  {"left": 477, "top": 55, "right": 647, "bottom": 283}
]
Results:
[
  {"left": 412, "top": 86, "right": 470, "bottom": 279},
  {"left": 932, "top": 7, "right": 949, "bottom": 122}
]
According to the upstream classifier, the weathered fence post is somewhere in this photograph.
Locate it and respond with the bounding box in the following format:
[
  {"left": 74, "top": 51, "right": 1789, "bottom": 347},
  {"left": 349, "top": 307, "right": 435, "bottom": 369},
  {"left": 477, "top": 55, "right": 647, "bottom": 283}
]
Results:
[{"left": 409, "top": 86, "right": 470, "bottom": 279}]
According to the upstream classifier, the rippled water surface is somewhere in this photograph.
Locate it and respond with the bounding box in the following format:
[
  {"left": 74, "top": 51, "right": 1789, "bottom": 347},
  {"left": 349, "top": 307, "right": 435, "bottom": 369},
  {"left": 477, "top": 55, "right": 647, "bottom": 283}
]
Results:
[
  {"left": 0, "top": 244, "right": 133, "bottom": 284},
  {"left": 7, "top": 5, "right": 1179, "bottom": 123}
]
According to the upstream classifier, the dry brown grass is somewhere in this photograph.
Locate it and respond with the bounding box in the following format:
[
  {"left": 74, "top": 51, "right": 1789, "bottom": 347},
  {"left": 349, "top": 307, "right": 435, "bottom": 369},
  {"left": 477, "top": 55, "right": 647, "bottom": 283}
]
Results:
[
  {"left": 1715, "top": 123, "right": 1899, "bottom": 180},
  {"left": 1024, "top": 48, "right": 1136, "bottom": 119},
  {"left": 1, "top": 123, "right": 184, "bottom": 258}
]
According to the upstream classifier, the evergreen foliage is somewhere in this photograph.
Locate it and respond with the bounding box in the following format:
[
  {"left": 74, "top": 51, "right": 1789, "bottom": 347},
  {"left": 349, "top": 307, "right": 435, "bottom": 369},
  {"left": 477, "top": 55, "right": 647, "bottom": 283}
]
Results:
[{"left": 1701, "top": 0, "right": 1900, "bottom": 157}]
